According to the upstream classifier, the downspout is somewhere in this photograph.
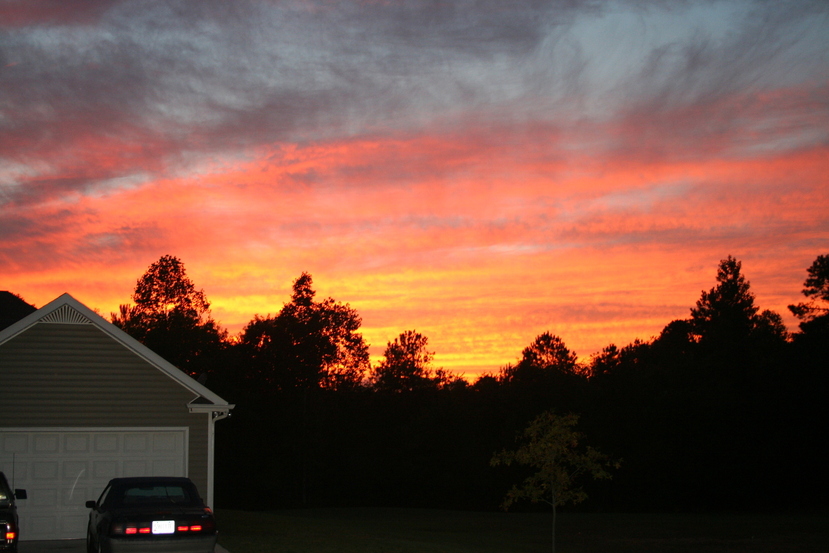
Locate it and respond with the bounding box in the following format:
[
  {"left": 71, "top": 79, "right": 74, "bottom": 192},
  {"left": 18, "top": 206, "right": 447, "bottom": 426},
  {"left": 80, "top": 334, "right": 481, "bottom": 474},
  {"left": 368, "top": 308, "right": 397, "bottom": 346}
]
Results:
[{"left": 208, "top": 410, "right": 231, "bottom": 509}]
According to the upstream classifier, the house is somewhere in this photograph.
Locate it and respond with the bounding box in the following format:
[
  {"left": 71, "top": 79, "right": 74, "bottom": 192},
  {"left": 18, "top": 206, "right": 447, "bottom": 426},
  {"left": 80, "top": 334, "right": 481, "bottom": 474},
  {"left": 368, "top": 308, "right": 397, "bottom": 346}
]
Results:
[{"left": 0, "top": 293, "right": 234, "bottom": 541}]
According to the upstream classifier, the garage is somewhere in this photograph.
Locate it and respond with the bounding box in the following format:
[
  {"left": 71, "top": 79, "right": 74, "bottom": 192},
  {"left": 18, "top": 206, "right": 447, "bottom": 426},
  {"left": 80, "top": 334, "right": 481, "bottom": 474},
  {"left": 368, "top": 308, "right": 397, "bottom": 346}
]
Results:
[
  {"left": 1, "top": 428, "right": 187, "bottom": 540},
  {"left": 0, "top": 293, "right": 233, "bottom": 541}
]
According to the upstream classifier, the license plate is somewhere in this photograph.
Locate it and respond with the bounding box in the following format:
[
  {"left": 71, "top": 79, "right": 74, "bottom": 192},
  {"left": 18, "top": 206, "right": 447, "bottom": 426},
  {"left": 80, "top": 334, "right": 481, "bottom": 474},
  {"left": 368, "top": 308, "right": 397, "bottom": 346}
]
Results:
[{"left": 152, "top": 520, "right": 175, "bottom": 534}]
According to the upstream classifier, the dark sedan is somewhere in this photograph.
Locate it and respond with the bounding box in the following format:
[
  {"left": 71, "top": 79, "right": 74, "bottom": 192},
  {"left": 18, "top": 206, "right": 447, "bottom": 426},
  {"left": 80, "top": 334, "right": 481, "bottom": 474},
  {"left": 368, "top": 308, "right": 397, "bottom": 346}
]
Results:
[
  {"left": 85, "top": 477, "right": 217, "bottom": 553},
  {"left": 0, "top": 472, "right": 26, "bottom": 553}
]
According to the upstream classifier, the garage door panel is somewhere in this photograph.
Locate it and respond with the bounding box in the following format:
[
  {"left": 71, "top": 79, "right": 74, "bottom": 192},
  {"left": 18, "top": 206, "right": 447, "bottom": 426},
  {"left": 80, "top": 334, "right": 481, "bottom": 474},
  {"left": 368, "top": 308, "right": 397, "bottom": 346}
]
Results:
[
  {"left": 2, "top": 433, "right": 28, "bottom": 454},
  {"left": 124, "top": 459, "right": 149, "bottom": 476},
  {"left": 6, "top": 464, "right": 27, "bottom": 481},
  {"left": 0, "top": 429, "right": 187, "bottom": 540},
  {"left": 61, "top": 513, "right": 87, "bottom": 535},
  {"left": 29, "top": 488, "right": 58, "bottom": 507},
  {"left": 124, "top": 434, "right": 148, "bottom": 452},
  {"left": 32, "top": 460, "right": 59, "bottom": 480},
  {"left": 63, "top": 485, "right": 91, "bottom": 507},
  {"left": 92, "top": 459, "right": 118, "bottom": 480},
  {"left": 33, "top": 434, "right": 59, "bottom": 453},
  {"left": 29, "top": 515, "right": 58, "bottom": 536},
  {"left": 93, "top": 434, "right": 119, "bottom": 453},
  {"left": 65, "top": 434, "right": 90, "bottom": 453},
  {"left": 154, "top": 432, "right": 179, "bottom": 452},
  {"left": 62, "top": 460, "right": 87, "bottom": 479},
  {"left": 153, "top": 459, "right": 181, "bottom": 474}
]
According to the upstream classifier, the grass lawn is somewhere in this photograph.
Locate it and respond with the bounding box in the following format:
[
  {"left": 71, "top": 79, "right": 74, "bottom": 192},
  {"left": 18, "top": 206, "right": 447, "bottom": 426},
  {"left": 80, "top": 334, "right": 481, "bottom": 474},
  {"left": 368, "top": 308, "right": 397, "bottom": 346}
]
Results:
[{"left": 215, "top": 508, "right": 828, "bottom": 553}]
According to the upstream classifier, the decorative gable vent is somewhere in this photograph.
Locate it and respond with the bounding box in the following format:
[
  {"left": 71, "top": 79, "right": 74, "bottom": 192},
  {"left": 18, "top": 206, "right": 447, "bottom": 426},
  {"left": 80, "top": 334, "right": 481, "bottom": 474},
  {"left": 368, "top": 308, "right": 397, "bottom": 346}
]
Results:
[{"left": 41, "top": 304, "right": 93, "bottom": 325}]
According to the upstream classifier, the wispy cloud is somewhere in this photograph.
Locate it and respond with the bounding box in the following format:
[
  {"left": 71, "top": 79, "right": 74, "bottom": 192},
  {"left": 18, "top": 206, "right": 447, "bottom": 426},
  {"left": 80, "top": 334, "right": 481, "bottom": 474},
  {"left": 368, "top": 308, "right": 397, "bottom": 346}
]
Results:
[{"left": 2, "top": 0, "right": 827, "bottom": 375}]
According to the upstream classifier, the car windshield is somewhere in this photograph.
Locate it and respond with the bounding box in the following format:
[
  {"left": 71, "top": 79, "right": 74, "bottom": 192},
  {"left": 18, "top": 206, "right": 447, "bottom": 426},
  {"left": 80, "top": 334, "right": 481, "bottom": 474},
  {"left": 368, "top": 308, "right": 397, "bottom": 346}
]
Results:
[
  {"left": 114, "top": 484, "right": 199, "bottom": 507},
  {"left": 0, "top": 476, "right": 10, "bottom": 506}
]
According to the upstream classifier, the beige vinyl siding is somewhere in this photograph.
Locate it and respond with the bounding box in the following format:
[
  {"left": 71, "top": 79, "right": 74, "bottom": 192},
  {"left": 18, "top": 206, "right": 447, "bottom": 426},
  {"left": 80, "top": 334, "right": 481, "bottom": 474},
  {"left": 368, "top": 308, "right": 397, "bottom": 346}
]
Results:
[{"left": 0, "top": 322, "right": 209, "bottom": 494}]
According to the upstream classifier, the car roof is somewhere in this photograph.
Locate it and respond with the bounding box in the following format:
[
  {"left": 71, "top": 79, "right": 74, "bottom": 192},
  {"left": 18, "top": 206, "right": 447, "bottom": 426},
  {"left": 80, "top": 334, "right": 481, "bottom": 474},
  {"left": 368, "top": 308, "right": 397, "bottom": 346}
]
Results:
[{"left": 108, "top": 477, "right": 194, "bottom": 486}]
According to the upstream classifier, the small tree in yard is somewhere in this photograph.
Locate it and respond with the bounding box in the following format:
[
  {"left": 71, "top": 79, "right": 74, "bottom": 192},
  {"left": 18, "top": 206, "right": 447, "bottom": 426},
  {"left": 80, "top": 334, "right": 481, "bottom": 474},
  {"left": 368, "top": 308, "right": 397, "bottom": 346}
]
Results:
[{"left": 491, "top": 411, "right": 618, "bottom": 553}]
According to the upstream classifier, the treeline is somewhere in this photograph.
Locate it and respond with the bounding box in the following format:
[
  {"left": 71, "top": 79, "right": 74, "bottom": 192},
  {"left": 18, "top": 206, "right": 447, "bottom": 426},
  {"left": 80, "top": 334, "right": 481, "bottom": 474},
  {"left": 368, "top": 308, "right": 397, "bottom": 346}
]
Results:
[{"left": 113, "top": 254, "right": 828, "bottom": 512}]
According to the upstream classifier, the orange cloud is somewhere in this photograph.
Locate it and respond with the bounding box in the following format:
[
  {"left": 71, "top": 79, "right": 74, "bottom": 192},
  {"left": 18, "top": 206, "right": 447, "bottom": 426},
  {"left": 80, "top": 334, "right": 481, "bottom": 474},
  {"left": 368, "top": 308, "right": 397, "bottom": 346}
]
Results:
[{"left": 5, "top": 117, "right": 827, "bottom": 380}]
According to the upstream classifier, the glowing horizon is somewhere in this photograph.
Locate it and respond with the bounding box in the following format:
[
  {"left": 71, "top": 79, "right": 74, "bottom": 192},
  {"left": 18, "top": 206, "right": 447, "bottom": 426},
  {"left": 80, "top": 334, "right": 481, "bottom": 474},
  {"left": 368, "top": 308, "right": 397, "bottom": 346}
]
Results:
[{"left": 2, "top": 0, "right": 827, "bottom": 380}]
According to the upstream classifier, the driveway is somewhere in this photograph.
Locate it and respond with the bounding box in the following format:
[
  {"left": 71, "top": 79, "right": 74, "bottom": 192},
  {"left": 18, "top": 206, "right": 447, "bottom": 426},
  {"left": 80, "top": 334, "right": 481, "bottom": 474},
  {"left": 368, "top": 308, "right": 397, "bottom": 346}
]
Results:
[
  {"left": 18, "top": 542, "right": 84, "bottom": 553},
  {"left": 19, "top": 541, "right": 230, "bottom": 553}
]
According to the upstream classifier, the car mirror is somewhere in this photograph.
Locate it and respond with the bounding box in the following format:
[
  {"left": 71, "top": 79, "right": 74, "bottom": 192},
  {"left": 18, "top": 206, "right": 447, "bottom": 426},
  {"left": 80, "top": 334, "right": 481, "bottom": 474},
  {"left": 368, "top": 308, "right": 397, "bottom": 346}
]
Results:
[
  {"left": 14, "top": 489, "right": 27, "bottom": 500},
  {"left": 85, "top": 500, "right": 97, "bottom": 509}
]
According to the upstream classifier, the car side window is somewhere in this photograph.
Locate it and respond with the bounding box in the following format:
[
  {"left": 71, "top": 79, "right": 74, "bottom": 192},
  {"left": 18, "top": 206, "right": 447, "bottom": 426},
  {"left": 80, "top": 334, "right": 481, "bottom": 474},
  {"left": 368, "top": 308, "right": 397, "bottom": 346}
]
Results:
[{"left": 96, "top": 484, "right": 112, "bottom": 508}]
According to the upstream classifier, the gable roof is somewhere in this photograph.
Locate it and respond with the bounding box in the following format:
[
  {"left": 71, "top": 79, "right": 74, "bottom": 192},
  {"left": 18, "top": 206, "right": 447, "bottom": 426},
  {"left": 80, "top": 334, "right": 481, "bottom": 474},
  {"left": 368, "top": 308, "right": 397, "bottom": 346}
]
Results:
[
  {"left": 0, "top": 291, "right": 37, "bottom": 331},
  {"left": 0, "top": 293, "right": 233, "bottom": 413}
]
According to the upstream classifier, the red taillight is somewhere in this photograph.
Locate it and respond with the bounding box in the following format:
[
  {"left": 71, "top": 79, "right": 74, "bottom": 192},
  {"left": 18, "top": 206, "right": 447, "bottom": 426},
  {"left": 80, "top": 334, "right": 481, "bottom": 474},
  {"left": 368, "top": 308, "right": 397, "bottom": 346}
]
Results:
[
  {"left": 115, "top": 521, "right": 214, "bottom": 536},
  {"left": 175, "top": 524, "right": 205, "bottom": 532},
  {"left": 4, "top": 522, "right": 16, "bottom": 541}
]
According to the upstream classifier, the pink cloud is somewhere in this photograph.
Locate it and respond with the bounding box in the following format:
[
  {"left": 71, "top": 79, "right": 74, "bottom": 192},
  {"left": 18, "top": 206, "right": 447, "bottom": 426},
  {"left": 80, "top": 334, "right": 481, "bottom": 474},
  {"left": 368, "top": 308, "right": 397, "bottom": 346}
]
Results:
[
  {"left": 4, "top": 84, "right": 827, "bottom": 379},
  {"left": 0, "top": 0, "right": 116, "bottom": 27}
]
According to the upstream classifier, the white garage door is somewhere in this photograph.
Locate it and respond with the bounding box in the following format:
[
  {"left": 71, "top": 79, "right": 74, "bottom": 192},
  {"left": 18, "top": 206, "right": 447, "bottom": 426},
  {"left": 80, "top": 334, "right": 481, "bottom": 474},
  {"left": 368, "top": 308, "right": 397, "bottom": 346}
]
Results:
[{"left": 0, "top": 428, "right": 188, "bottom": 541}]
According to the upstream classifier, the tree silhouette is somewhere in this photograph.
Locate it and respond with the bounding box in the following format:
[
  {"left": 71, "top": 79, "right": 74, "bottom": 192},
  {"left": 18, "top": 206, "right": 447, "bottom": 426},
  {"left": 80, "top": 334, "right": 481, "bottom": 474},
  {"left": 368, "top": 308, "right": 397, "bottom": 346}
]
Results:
[
  {"left": 521, "top": 332, "right": 580, "bottom": 374},
  {"left": 500, "top": 332, "right": 580, "bottom": 381},
  {"left": 132, "top": 255, "right": 210, "bottom": 320},
  {"left": 111, "top": 255, "right": 225, "bottom": 375},
  {"left": 370, "top": 330, "right": 453, "bottom": 392},
  {"left": 111, "top": 252, "right": 826, "bottom": 512},
  {"left": 690, "top": 256, "right": 758, "bottom": 344},
  {"left": 587, "top": 344, "right": 621, "bottom": 379},
  {"left": 239, "top": 272, "right": 369, "bottom": 391},
  {"left": 789, "top": 254, "right": 829, "bottom": 328}
]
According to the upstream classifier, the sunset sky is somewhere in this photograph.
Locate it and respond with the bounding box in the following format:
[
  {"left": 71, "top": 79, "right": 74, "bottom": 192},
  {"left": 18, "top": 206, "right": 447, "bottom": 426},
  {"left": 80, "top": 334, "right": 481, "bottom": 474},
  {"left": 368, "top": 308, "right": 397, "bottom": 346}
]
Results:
[{"left": 2, "top": 0, "right": 827, "bottom": 379}]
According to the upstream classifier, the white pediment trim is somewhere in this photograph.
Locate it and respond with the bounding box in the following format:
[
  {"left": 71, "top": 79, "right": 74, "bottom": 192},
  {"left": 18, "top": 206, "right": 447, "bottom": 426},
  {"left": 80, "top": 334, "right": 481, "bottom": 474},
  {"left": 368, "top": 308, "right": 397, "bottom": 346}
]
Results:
[{"left": 40, "top": 304, "right": 93, "bottom": 325}]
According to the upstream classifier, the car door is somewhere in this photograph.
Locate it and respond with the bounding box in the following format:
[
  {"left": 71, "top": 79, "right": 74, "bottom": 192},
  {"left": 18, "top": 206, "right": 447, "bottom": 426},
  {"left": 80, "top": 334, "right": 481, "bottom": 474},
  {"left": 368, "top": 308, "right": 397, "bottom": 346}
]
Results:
[{"left": 87, "top": 483, "right": 113, "bottom": 547}]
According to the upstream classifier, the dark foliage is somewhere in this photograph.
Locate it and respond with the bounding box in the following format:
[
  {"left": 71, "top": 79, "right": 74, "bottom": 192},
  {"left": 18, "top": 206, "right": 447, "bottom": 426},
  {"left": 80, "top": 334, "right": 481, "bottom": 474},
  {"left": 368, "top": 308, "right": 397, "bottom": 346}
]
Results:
[
  {"left": 116, "top": 254, "right": 826, "bottom": 513},
  {"left": 233, "top": 272, "right": 369, "bottom": 393},
  {"left": 0, "top": 291, "right": 37, "bottom": 331},
  {"left": 111, "top": 255, "right": 226, "bottom": 376}
]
